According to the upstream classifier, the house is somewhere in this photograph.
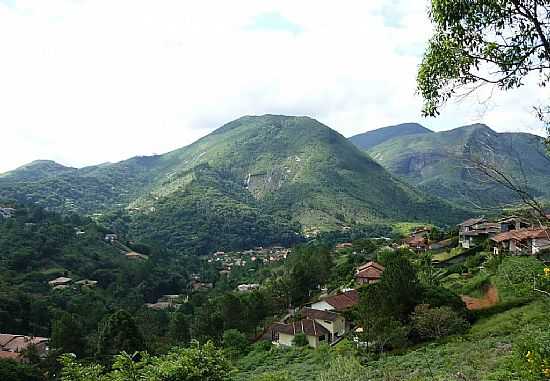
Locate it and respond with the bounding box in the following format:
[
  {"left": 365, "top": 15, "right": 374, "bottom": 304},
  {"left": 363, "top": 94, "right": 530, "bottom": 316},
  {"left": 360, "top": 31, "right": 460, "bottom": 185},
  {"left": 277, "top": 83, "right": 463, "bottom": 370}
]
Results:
[
  {"left": 0, "top": 207, "right": 16, "bottom": 219},
  {"left": 145, "top": 294, "right": 186, "bottom": 310},
  {"left": 458, "top": 217, "right": 500, "bottom": 248},
  {"left": 75, "top": 279, "right": 98, "bottom": 288},
  {"left": 404, "top": 235, "right": 428, "bottom": 252},
  {"left": 491, "top": 228, "right": 550, "bottom": 255},
  {"left": 104, "top": 233, "right": 117, "bottom": 243},
  {"left": 411, "top": 226, "right": 431, "bottom": 238},
  {"left": 335, "top": 242, "right": 353, "bottom": 250},
  {"left": 125, "top": 252, "right": 148, "bottom": 260},
  {"left": 310, "top": 289, "right": 359, "bottom": 312},
  {"left": 300, "top": 308, "right": 346, "bottom": 342},
  {"left": 48, "top": 277, "right": 72, "bottom": 287},
  {"left": 355, "top": 261, "right": 384, "bottom": 285},
  {"left": 271, "top": 319, "right": 331, "bottom": 349},
  {"left": 0, "top": 334, "right": 49, "bottom": 363},
  {"left": 237, "top": 284, "right": 259, "bottom": 292},
  {"left": 191, "top": 280, "right": 213, "bottom": 291},
  {"left": 498, "top": 217, "right": 531, "bottom": 232}
]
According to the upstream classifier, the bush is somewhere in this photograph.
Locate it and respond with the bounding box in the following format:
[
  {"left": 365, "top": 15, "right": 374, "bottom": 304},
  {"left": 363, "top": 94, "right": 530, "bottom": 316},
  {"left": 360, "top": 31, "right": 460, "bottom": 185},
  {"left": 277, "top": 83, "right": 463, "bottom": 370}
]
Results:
[
  {"left": 223, "top": 329, "right": 249, "bottom": 358},
  {"left": 293, "top": 333, "right": 308, "bottom": 347},
  {"left": 411, "top": 304, "right": 470, "bottom": 340},
  {"left": 0, "top": 360, "right": 44, "bottom": 381}
]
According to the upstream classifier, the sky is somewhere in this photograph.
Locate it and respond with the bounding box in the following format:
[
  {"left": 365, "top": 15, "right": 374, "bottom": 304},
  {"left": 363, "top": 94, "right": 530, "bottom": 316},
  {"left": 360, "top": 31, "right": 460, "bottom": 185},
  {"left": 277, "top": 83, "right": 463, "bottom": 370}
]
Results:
[{"left": 0, "top": 0, "right": 548, "bottom": 173}]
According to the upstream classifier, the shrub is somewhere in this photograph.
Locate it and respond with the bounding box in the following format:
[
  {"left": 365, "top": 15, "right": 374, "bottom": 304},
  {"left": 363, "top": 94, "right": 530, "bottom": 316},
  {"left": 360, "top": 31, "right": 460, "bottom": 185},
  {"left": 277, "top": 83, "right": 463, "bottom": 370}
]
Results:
[
  {"left": 411, "top": 304, "right": 470, "bottom": 340},
  {"left": 223, "top": 329, "right": 249, "bottom": 358},
  {"left": 293, "top": 333, "right": 308, "bottom": 347}
]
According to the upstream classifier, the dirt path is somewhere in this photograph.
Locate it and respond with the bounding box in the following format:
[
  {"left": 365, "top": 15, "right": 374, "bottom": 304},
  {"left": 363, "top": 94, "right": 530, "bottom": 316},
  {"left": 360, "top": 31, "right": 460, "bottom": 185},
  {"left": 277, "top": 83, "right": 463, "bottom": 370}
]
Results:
[{"left": 461, "top": 285, "right": 499, "bottom": 310}]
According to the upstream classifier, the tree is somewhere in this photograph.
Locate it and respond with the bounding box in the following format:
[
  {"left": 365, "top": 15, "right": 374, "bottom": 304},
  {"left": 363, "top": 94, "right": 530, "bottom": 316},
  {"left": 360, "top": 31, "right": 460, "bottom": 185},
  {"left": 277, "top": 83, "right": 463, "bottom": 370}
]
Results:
[
  {"left": 222, "top": 329, "right": 249, "bottom": 359},
  {"left": 418, "top": 0, "right": 550, "bottom": 123},
  {"left": 0, "top": 359, "right": 44, "bottom": 381},
  {"left": 59, "top": 342, "right": 231, "bottom": 381},
  {"left": 169, "top": 311, "right": 191, "bottom": 345},
  {"left": 411, "top": 304, "right": 470, "bottom": 340},
  {"left": 51, "top": 312, "right": 86, "bottom": 357},
  {"left": 97, "top": 310, "right": 146, "bottom": 360},
  {"left": 378, "top": 252, "right": 422, "bottom": 321}
]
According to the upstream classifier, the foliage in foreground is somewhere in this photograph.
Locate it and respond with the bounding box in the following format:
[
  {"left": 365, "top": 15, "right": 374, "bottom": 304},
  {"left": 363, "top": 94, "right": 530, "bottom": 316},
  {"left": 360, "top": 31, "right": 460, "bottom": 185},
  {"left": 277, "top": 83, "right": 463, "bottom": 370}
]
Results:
[{"left": 59, "top": 342, "right": 230, "bottom": 381}]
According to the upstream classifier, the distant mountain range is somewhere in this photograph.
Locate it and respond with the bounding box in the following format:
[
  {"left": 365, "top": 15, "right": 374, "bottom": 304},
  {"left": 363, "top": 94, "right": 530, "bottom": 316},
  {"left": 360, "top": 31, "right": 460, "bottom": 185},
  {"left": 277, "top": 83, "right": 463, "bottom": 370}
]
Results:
[
  {"left": 350, "top": 123, "right": 550, "bottom": 208},
  {"left": 0, "top": 115, "right": 466, "bottom": 254}
]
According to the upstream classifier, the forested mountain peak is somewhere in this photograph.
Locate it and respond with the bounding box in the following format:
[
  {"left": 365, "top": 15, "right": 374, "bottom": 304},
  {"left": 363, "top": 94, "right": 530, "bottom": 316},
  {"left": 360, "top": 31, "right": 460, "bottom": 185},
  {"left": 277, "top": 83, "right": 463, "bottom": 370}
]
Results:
[{"left": 349, "top": 123, "right": 433, "bottom": 150}]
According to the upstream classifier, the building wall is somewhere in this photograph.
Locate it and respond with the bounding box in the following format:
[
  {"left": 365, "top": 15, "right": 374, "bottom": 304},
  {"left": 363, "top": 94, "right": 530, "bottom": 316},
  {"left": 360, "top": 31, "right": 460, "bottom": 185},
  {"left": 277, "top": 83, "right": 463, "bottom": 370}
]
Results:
[
  {"left": 532, "top": 238, "right": 550, "bottom": 254},
  {"left": 278, "top": 333, "right": 294, "bottom": 347},
  {"left": 278, "top": 333, "right": 320, "bottom": 349}
]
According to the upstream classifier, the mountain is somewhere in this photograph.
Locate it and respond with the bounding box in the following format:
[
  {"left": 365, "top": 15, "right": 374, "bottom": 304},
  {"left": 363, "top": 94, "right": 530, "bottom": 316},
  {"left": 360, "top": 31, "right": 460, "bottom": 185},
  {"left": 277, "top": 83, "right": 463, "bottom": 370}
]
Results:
[
  {"left": 349, "top": 123, "right": 433, "bottom": 150},
  {"left": 0, "top": 115, "right": 467, "bottom": 253},
  {"left": 361, "top": 123, "right": 550, "bottom": 207}
]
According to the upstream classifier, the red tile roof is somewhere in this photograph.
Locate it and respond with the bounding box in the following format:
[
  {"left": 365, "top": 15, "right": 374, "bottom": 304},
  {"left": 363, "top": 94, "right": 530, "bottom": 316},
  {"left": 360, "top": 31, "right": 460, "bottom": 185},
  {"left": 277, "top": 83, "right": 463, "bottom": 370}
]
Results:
[
  {"left": 491, "top": 228, "right": 550, "bottom": 243},
  {"left": 356, "top": 261, "right": 384, "bottom": 281},
  {"left": 272, "top": 319, "right": 330, "bottom": 337},
  {"left": 300, "top": 308, "right": 340, "bottom": 322},
  {"left": 323, "top": 289, "right": 359, "bottom": 311}
]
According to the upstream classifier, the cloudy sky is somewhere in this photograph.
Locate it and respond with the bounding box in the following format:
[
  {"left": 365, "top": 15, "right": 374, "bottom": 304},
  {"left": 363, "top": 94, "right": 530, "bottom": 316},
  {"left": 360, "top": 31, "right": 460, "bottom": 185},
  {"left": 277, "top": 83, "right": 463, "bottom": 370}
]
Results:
[{"left": 0, "top": 0, "right": 548, "bottom": 173}]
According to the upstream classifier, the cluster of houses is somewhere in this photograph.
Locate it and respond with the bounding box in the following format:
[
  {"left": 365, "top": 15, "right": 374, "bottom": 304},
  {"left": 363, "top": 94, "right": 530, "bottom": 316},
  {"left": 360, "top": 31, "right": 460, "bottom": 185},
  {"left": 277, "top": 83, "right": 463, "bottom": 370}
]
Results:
[
  {"left": 48, "top": 276, "right": 98, "bottom": 290},
  {"left": 0, "top": 334, "right": 49, "bottom": 363},
  {"left": 268, "top": 260, "right": 384, "bottom": 349},
  {"left": 458, "top": 216, "right": 550, "bottom": 255},
  {"left": 0, "top": 207, "right": 16, "bottom": 219},
  {"left": 206, "top": 246, "right": 291, "bottom": 275}
]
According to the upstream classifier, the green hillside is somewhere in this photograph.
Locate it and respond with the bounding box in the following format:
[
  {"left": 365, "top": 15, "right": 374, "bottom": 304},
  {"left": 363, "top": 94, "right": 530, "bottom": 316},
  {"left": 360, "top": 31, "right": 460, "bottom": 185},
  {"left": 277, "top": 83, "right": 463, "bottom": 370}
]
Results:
[
  {"left": 363, "top": 123, "right": 550, "bottom": 207},
  {"left": 0, "top": 115, "right": 468, "bottom": 253},
  {"left": 349, "top": 123, "right": 433, "bottom": 150}
]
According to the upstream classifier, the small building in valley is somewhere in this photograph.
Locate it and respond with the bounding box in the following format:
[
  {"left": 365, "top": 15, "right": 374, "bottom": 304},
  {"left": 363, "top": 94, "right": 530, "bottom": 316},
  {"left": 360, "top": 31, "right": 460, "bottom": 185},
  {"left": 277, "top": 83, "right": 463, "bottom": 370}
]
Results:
[{"left": 355, "top": 261, "right": 384, "bottom": 285}]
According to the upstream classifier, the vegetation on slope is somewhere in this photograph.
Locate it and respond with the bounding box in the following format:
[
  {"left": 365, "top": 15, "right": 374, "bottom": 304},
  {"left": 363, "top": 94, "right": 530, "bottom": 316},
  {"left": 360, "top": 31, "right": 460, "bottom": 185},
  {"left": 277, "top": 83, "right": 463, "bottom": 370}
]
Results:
[{"left": 365, "top": 124, "right": 550, "bottom": 207}]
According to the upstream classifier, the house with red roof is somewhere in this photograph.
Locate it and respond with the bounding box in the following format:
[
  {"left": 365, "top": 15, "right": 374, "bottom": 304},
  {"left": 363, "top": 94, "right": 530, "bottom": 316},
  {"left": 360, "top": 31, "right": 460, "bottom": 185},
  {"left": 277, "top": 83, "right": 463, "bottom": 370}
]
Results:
[
  {"left": 0, "top": 334, "right": 49, "bottom": 363},
  {"left": 491, "top": 228, "right": 550, "bottom": 255},
  {"left": 355, "top": 261, "right": 384, "bottom": 285}
]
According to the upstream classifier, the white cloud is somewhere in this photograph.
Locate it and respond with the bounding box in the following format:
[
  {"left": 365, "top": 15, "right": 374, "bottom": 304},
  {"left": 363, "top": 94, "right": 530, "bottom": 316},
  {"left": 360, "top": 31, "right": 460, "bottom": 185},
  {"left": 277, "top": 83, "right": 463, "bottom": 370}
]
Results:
[{"left": 0, "top": 0, "right": 547, "bottom": 173}]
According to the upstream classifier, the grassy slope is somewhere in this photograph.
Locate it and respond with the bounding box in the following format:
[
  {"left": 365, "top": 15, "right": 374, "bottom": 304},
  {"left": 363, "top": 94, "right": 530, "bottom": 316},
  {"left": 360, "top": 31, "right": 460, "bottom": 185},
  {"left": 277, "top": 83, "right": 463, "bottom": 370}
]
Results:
[{"left": 232, "top": 256, "right": 549, "bottom": 381}]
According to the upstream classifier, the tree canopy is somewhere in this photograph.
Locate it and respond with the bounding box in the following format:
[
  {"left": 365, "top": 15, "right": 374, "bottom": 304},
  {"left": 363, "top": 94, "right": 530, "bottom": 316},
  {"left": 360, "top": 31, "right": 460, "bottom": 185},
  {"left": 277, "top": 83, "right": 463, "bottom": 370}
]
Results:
[{"left": 418, "top": 0, "right": 550, "bottom": 124}]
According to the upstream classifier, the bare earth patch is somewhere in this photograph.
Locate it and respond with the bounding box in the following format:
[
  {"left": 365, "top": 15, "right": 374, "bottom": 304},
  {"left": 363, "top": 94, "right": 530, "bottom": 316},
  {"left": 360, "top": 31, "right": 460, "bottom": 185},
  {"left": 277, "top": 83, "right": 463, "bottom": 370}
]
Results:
[{"left": 461, "top": 285, "right": 499, "bottom": 310}]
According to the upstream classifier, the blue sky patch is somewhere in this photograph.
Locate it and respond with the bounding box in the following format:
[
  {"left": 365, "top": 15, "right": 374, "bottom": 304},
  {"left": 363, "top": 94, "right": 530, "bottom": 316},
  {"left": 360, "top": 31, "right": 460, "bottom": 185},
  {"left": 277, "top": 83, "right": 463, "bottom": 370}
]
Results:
[{"left": 246, "top": 12, "right": 303, "bottom": 35}]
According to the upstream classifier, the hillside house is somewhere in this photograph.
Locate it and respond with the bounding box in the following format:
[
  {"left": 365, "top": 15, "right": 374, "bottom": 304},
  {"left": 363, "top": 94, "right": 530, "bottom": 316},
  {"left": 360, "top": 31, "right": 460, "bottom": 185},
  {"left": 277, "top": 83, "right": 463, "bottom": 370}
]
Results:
[
  {"left": 125, "top": 252, "right": 148, "bottom": 261},
  {"left": 0, "top": 334, "right": 49, "bottom": 363},
  {"left": 310, "top": 289, "right": 359, "bottom": 312},
  {"left": 104, "top": 233, "right": 117, "bottom": 243},
  {"left": 300, "top": 308, "right": 346, "bottom": 342},
  {"left": 491, "top": 228, "right": 550, "bottom": 255},
  {"left": 48, "top": 277, "right": 72, "bottom": 287},
  {"left": 0, "top": 207, "right": 16, "bottom": 218},
  {"left": 75, "top": 279, "right": 98, "bottom": 288},
  {"left": 355, "top": 261, "right": 384, "bottom": 285},
  {"left": 411, "top": 226, "right": 431, "bottom": 238},
  {"left": 404, "top": 235, "right": 428, "bottom": 252},
  {"left": 458, "top": 218, "right": 500, "bottom": 248},
  {"left": 271, "top": 319, "right": 330, "bottom": 349},
  {"left": 498, "top": 217, "right": 531, "bottom": 232},
  {"left": 237, "top": 283, "right": 259, "bottom": 292},
  {"left": 335, "top": 242, "right": 353, "bottom": 250}
]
